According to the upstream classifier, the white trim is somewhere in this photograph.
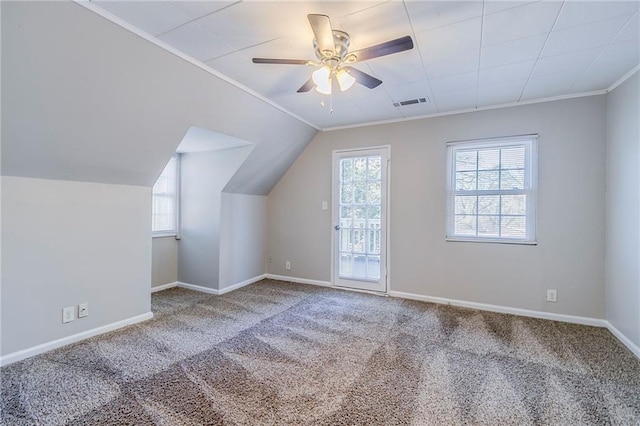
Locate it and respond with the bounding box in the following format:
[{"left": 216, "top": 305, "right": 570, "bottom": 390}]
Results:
[
  {"left": 265, "top": 274, "right": 331, "bottom": 287},
  {"left": 607, "top": 322, "right": 640, "bottom": 359},
  {"left": 322, "top": 90, "right": 606, "bottom": 132},
  {"left": 161, "top": 277, "right": 640, "bottom": 360},
  {"left": 73, "top": 1, "right": 319, "bottom": 131},
  {"left": 331, "top": 145, "right": 392, "bottom": 154},
  {"left": 331, "top": 146, "right": 390, "bottom": 293},
  {"left": 265, "top": 274, "right": 387, "bottom": 296},
  {"left": 0, "top": 312, "right": 153, "bottom": 367},
  {"left": 606, "top": 64, "right": 640, "bottom": 93},
  {"left": 151, "top": 282, "right": 178, "bottom": 293},
  {"left": 388, "top": 290, "right": 607, "bottom": 327},
  {"left": 446, "top": 134, "right": 539, "bottom": 147},
  {"left": 176, "top": 281, "right": 219, "bottom": 295},
  {"left": 175, "top": 153, "right": 182, "bottom": 240},
  {"left": 446, "top": 137, "right": 537, "bottom": 244},
  {"left": 71, "top": 1, "right": 623, "bottom": 135},
  {"left": 333, "top": 285, "right": 389, "bottom": 297},
  {"left": 176, "top": 274, "right": 266, "bottom": 295},
  {"left": 217, "top": 274, "right": 267, "bottom": 295},
  {"left": 445, "top": 237, "right": 538, "bottom": 245},
  {"left": 152, "top": 232, "right": 178, "bottom": 239}
]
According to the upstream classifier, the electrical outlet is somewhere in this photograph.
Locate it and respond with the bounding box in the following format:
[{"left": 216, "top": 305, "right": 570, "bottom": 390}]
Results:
[
  {"left": 285, "top": 261, "right": 291, "bottom": 270},
  {"left": 546, "top": 289, "right": 557, "bottom": 302},
  {"left": 322, "top": 201, "right": 328, "bottom": 210},
  {"left": 62, "top": 306, "right": 75, "bottom": 323},
  {"left": 268, "top": 256, "right": 273, "bottom": 264},
  {"left": 78, "top": 303, "right": 89, "bottom": 318}
]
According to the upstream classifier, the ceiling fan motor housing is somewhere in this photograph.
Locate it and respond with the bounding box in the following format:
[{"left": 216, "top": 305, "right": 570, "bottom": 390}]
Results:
[{"left": 314, "top": 30, "right": 351, "bottom": 68}]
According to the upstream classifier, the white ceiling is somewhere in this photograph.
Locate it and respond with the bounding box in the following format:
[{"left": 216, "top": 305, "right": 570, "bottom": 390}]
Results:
[
  {"left": 176, "top": 126, "right": 254, "bottom": 153},
  {"left": 91, "top": 0, "right": 640, "bottom": 130}
]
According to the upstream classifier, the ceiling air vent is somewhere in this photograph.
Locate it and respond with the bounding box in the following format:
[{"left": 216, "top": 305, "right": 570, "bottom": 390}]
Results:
[{"left": 393, "top": 97, "right": 429, "bottom": 107}]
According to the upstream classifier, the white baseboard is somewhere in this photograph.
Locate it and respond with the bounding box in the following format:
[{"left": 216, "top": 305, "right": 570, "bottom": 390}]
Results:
[
  {"left": 0, "top": 312, "right": 153, "bottom": 367},
  {"left": 265, "top": 274, "right": 331, "bottom": 287},
  {"left": 606, "top": 322, "right": 640, "bottom": 359},
  {"left": 176, "top": 274, "right": 267, "bottom": 296},
  {"left": 176, "top": 281, "right": 219, "bottom": 295},
  {"left": 151, "top": 279, "right": 640, "bottom": 361},
  {"left": 217, "top": 274, "right": 267, "bottom": 295},
  {"left": 150, "top": 281, "right": 178, "bottom": 293},
  {"left": 388, "top": 290, "right": 608, "bottom": 328},
  {"left": 258, "top": 276, "right": 640, "bottom": 359}
]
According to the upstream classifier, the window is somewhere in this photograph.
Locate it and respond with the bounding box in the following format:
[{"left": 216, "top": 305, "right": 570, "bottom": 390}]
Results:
[
  {"left": 446, "top": 135, "right": 537, "bottom": 244},
  {"left": 152, "top": 156, "right": 179, "bottom": 236}
]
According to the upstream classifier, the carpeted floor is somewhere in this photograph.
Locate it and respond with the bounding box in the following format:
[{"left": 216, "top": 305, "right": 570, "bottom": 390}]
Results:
[{"left": 1, "top": 279, "right": 639, "bottom": 425}]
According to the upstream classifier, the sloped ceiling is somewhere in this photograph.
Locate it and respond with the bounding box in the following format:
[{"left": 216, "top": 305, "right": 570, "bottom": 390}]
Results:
[
  {"left": 1, "top": 1, "right": 318, "bottom": 194},
  {"left": 89, "top": 0, "right": 640, "bottom": 129}
]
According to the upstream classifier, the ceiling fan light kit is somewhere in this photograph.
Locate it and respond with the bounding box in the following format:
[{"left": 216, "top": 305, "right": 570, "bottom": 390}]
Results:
[
  {"left": 312, "top": 66, "right": 332, "bottom": 95},
  {"left": 336, "top": 69, "right": 356, "bottom": 91},
  {"left": 252, "top": 14, "right": 414, "bottom": 112}
]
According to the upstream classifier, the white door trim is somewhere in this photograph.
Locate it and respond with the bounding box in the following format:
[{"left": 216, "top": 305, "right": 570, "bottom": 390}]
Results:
[{"left": 331, "top": 145, "right": 391, "bottom": 294}]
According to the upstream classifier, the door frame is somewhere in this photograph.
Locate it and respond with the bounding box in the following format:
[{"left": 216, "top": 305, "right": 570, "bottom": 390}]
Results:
[{"left": 331, "top": 145, "right": 391, "bottom": 294}]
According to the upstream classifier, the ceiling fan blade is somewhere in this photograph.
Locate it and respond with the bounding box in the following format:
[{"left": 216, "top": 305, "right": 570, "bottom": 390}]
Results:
[
  {"left": 344, "top": 67, "right": 382, "bottom": 89},
  {"left": 252, "top": 58, "right": 310, "bottom": 65},
  {"left": 308, "top": 14, "right": 335, "bottom": 55},
  {"left": 297, "top": 77, "right": 315, "bottom": 93},
  {"left": 351, "top": 35, "right": 414, "bottom": 62}
]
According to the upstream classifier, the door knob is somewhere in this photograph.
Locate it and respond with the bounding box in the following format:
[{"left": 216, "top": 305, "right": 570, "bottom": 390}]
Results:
[{"left": 334, "top": 225, "right": 341, "bottom": 230}]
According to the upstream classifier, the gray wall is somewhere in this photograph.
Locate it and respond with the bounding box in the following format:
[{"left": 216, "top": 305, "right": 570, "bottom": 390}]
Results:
[
  {"left": 153, "top": 185, "right": 267, "bottom": 292},
  {"left": 220, "top": 193, "right": 268, "bottom": 289},
  {"left": 1, "top": 177, "right": 152, "bottom": 355},
  {"left": 179, "top": 147, "right": 253, "bottom": 289},
  {"left": 2, "top": 1, "right": 317, "bottom": 193},
  {"left": 606, "top": 71, "right": 640, "bottom": 348},
  {"left": 152, "top": 237, "right": 178, "bottom": 288},
  {"left": 268, "top": 96, "right": 607, "bottom": 318},
  {"left": 1, "top": 1, "right": 316, "bottom": 357}
]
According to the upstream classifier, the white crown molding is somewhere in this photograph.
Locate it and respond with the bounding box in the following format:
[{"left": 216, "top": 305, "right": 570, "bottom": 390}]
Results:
[
  {"left": 0, "top": 312, "right": 154, "bottom": 367},
  {"left": 323, "top": 90, "right": 607, "bottom": 132},
  {"left": 73, "top": 1, "right": 638, "bottom": 134},
  {"left": 606, "top": 64, "right": 640, "bottom": 93},
  {"left": 73, "top": 1, "right": 320, "bottom": 131}
]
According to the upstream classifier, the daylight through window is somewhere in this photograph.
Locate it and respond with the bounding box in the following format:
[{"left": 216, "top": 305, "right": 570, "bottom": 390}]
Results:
[
  {"left": 446, "top": 135, "right": 537, "bottom": 244},
  {"left": 152, "top": 156, "right": 179, "bottom": 236}
]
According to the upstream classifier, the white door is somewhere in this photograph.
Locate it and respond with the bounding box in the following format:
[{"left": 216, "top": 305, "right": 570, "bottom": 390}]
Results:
[{"left": 332, "top": 147, "right": 388, "bottom": 292}]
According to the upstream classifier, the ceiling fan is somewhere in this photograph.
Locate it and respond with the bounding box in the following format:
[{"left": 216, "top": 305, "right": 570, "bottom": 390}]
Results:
[{"left": 252, "top": 14, "right": 414, "bottom": 95}]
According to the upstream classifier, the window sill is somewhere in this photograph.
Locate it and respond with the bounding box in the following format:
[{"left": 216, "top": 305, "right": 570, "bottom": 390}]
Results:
[
  {"left": 446, "top": 237, "right": 537, "bottom": 246},
  {"left": 152, "top": 232, "right": 178, "bottom": 239}
]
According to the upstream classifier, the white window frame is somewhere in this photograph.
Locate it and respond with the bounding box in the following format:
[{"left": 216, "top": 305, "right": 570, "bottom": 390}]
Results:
[
  {"left": 446, "top": 134, "right": 538, "bottom": 245},
  {"left": 152, "top": 155, "right": 180, "bottom": 238}
]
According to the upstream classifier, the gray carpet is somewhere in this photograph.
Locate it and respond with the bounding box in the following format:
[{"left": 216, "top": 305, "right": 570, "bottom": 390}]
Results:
[{"left": 1, "top": 279, "right": 639, "bottom": 425}]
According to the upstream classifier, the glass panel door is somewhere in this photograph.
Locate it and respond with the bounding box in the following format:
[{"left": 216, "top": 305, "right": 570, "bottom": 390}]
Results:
[{"left": 333, "top": 147, "right": 388, "bottom": 292}]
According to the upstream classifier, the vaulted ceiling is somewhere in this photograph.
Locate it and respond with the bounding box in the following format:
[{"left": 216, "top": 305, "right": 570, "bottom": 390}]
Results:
[
  {"left": 2, "top": 1, "right": 317, "bottom": 194},
  {"left": 90, "top": 1, "right": 639, "bottom": 129}
]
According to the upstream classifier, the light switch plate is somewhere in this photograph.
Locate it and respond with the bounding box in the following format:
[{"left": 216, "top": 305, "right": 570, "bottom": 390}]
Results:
[{"left": 63, "top": 306, "right": 75, "bottom": 323}]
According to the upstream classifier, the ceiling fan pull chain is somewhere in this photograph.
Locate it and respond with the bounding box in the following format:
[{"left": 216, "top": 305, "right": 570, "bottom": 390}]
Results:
[
  {"left": 320, "top": 94, "right": 325, "bottom": 107},
  {"left": 330, "top": 92, "right": 333, "bottom": 114}
]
